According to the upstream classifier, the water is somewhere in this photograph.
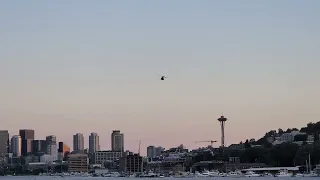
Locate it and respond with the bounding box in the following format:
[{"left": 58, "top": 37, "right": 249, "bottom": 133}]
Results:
[{"left": 0, "top": 177, "right": 318, "bottom": 180}]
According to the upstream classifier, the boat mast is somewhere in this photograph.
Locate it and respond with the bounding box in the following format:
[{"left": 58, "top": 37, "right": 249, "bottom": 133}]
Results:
[{"left": 308, "top": 153, "right": 311, "bottom": 172}]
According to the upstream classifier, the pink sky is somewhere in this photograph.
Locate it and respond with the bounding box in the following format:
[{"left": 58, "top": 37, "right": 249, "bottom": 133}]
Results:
[{"left": 2, "top": 0, "right": 320, "bottom": 156}]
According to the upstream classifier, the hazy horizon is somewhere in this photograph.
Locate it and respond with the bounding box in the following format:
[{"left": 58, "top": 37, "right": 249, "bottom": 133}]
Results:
[{"left": 1, "top": 0, "right": 320, "bottom": 155}]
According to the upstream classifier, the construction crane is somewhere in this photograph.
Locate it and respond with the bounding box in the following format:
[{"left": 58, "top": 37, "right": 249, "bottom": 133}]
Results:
[
  {"left": 195, "top": 140, "right": 217, "bottom": 147},
  {"left": 138, "top": 140, "right": 141, "bottom": 155}
]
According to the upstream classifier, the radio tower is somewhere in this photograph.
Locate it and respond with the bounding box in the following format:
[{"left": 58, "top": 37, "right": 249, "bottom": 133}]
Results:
[{"left": 217, "top": 115, "right": 227, "bottom": 147}]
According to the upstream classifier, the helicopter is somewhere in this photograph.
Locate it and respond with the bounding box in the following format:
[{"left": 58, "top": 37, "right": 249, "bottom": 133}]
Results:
[{"left": 157, "top": 74, "right": 167, "bottom": 80}]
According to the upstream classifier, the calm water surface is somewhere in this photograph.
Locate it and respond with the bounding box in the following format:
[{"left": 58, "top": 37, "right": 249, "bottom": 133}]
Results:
[{"left": 0, "top": 177, "right": 317, "bottom": 180}]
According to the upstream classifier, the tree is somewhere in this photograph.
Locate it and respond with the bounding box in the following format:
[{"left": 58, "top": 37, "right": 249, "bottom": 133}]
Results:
[
  {"left": 269, "top": 143, "right": 299, "bottom": 167},
  {"left": 286, "top": 128, "right": 292, "bottom": 133},
  {"left": 294, "top": 144, "right": 314, "bottom": 165},
  {"left": 314, "top": 132, "right": 319, "bottom": 142},
  {"left": 240, "top": 147, "right": 269, "bottom": 164},
  {"left": 244, "top": 139, "right": 250, "bottom": 149},
  {"left": 278, "top": 128, "right": 284, "bottom": 135},
  {"left": 256, "top": 137, "right": 272, "bottom": 148},
  {"left": 294, "top": 134, "right": 308, "bottom": 141}
]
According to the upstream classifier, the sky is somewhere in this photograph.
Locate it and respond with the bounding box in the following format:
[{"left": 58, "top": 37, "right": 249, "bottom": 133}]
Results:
[{"left": 1, "top": 0, "right": 320, "bottom": 155}]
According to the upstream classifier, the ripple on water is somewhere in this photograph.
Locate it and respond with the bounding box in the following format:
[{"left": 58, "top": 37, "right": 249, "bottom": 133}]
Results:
[{"left": 0, "top": 177, "right": 317, "bottom": 180}]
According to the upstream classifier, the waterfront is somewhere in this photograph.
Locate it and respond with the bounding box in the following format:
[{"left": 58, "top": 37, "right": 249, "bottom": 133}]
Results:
[{"left": 1, "top": 176, "right": 320, "bottom": 180}]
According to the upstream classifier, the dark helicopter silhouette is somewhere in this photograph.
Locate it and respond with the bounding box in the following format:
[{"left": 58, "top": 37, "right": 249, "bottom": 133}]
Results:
[{"left": 157, "top": 74, "right": 167, "bottom": 80}]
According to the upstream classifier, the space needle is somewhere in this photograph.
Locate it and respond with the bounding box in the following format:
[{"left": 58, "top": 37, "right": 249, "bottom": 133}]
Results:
[{"left": 217, "top": 115, "right": 227, "bottom": 147}]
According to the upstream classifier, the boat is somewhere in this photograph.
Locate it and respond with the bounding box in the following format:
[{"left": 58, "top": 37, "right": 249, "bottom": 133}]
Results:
[
  {"left": 143, "top": 171, "right": 157, "bottom": 177},
  {"left": 304, "top": 171, "right": 318, "bottom": 177},
  {"left": 244, "top": 171, "right": 261, "bottom": 177},
  {"left": 295, "top": 173, "right": 304, "bottom": 177},
  {"left": 195, "top": 171, "right": 209, "bottom": 177},
  {"left": 227, "top": 171, "right": 244, "bottom": 177},
  {"left": 219, "top": 172, "right": 227, "bottom": 177},
  {"left": 208, "top": 170, "right": 220, "bottom": 177},
  {"left": 264, "top": 172, "right": 274, "bottom": 177},
  {"left": 200, "top": 170, "right": 220, "bottom": 177},
  {"left": 275, "top": 170, "right": 293, "bottom": 177}
]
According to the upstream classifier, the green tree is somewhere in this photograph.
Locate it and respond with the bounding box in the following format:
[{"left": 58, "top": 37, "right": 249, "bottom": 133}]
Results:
[
  {"left": 278, "top": 128, "right": 284, "bottom": 135},
  {"left": 244, "top": 139, "right": 250, "bottom": 149},
  {"left": 286, "top": 128, "right": 292, "bottom": 133},
  {"left": 294, "top": 144, "right": 313, "bottom": 165},
  {"left": 240, "top": 147, "right": 269, "bottom": 164},
  {"left": 294, "top": 134, "right": 308, "bottom": 141},
  {"left": 269, "top": 143, "right": 299, "bottom": 167}
]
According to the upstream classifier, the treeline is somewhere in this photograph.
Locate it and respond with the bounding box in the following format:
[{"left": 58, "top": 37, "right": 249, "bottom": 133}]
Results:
[{"left": 191, "top": 121, "right": 320, "bottom": 167}]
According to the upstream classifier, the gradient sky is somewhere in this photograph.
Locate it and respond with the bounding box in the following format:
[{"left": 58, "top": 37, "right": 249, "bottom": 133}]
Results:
[{"left": 1, "top": 0, "right": 320, "bottom": 155}]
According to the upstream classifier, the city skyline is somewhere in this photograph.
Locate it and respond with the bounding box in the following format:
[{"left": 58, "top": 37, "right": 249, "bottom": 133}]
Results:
[
  {"left": 1, "top": 1, "right": 320, "bottom": 155},
  {"left": 4, "top": 120, "right": 320, "bottom": 156}
]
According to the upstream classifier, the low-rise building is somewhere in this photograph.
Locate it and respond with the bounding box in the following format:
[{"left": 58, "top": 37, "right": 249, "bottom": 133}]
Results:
[
  {"left": 119, "top": 154, "right": 142, "bottom": 173},
  {"left": 93, "top": 151, "right": 122, "bottom": 164},
  {"left": 68, "top": 153, "right": 88, "bottom": 172},
  {"left": 228, "top": 144, "right": 244, "bottom": 150},
  {"left": 273, "top": 131, "right": 307, "bottom": 145}
]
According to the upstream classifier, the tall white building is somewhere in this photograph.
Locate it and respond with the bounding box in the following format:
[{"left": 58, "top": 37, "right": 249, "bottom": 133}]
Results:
[
  {"left": 111, "top": 130, "right": 124, "bottom": 152},
  {"left": 89, "top": 132, "right": 100, "bottom": 153},
  {"left": 49, "top": 144, "right": 58, "bottom": 161},
  {"left": 11, "top": 135, "right": 22, "bottom": 157},
  {"left": 73, "top": 133, "right": 84, "bottom": 153}
]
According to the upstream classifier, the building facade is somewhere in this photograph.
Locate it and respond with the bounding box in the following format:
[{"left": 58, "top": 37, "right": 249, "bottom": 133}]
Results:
[
  {"left": 73, "top": 133, "right": 84, "bottom": 153},
  {"left": 111, "top": 130, "right": 124, "bottom": 152},
  {"left": 68, "top": 153, "right": 88, "bottom": 172},
  {"left": 46, "top": 135, "right": 56, "bottom": 154},
  {"left": 93, "top": 151, "right": 123, "bottom": 164},
  {"left": 273, "top": 131, "right": 307, "bottom": 145},
  {"left": 120, "top": 154, "right": 142, "bottom": 173},
  {"left": 11, "top": 135, "right": 21, "bottom": 157},
  {"left": 58, "top": 142, "right": 70, "bottom": 160},
  {"left": 89, "top": 132, "right": 100, "bottom": 153},
  {"left": 0, "top": 130, "right": 9, "bottom": 154},
  {"left": 31, "top": 140, "right": 47, "bottom": 154},
  {"left": 156, "top": 146, "right": 164, "bottom": 156},
  {"left": 19, "top": 129, "right": 35, "bottom": 156},
  {"left": 147, "top": 146, "right": 156, "bottom": 159}
]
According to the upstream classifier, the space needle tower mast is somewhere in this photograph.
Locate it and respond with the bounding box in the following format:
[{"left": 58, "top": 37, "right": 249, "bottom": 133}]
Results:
[{"left": 217, "top": 115, "right": 227, "bottom": 147}]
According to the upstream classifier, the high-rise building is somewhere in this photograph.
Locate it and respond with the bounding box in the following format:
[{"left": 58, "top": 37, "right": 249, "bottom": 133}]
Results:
[
  {"left": 46, "top": 135, "right": 57, "bottom": 155},
  {"left": 58, "top": 142, "right": 70, "bottom": 160},
  {"left": 156, "top": 146, "right": 164, "bottom": 156},
  {"left": 0, "top": 130, "right": 9, "bottom": 153},
  {"left": 111, "top": 130, "right": 124, "bottom": 152},
  {"left": 73, "top": 133, "right": 84, "bottom": 153},
  {"left": 32, "top": 140, "right": 47, "bottom": 154},
  {"left": 89, "top": 132, "right": 100, "bottom": 153},
  {"left": 58, "top": 142, "right": 70, "bottom": 154},
  {"left": 11, "top": 135, "right": 22, "bottom": 157},
  {"left": 19, "top": 129, "right": 35, "bottom": 156},
  {"left": 46, "top": 135, "right": 56, "bottom": 144},
  {"left": 147, "top": 146, "right": 156, "bottom": 159},
  {"left": 147, "top": 146, "right": 163, "bottom": 159},
  {"left": 49, "top": 143, "right": 58, "bottom": 161}
]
